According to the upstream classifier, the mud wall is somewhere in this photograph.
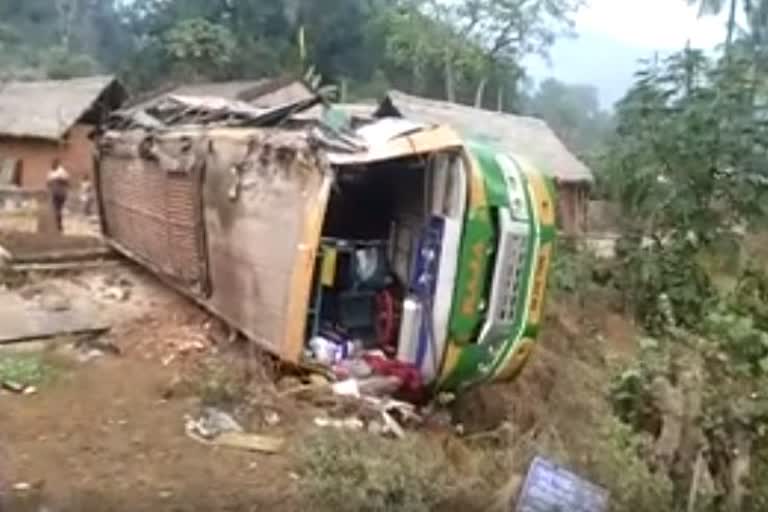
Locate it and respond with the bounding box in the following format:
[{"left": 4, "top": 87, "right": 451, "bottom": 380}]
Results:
[{"left": 0, "top": 124, "right": 95, "bottom": 189}]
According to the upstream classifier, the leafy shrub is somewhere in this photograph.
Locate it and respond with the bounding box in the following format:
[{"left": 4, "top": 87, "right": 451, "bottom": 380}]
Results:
[
  {"left": 588, "top": 417, "right": 675, "bottom": 512},
  {"left": 619, "top": 238, "right": 716, "bottom": 333},
  {"left": 550, "top": 240, "right": 601, "bottom": 295}
]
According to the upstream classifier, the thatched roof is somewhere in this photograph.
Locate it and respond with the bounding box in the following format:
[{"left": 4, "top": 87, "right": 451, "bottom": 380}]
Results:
[
  {"left": 377, "top": 90, "right": 594, "bottom": 183},
  {"left": 129, "top": 78, "right": 314, "bottom": 110},
  {"left": 0, "top": 75, "right": 125, "bottom": 141},
  {"left": 170, "top": 80, "right": 271, "bottom": 101}
]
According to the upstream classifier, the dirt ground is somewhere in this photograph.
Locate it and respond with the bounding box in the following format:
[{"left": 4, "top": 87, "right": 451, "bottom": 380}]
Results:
[
  {"left": 0, "top": 265, "right": 306, "bottom": 512},
  {"left": 0, "top": 256, "right": 639, "bottom": 511}
]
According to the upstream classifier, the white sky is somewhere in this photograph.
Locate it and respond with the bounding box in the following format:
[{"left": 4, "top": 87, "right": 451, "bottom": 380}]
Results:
[
  {"left": 575, "top": 0, "right": 727, "bottom": 50},
  {"left": 526, "top": 0, "right": 734, "bottom": 106}
]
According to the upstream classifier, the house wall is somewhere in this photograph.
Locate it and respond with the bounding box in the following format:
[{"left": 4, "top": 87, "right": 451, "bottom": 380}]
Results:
[
  {"left": 556, "top": 182, "right": 589, "bottom": 236},
  {"left": 0, "top": 123, "right": 95, "bottom": 189}
]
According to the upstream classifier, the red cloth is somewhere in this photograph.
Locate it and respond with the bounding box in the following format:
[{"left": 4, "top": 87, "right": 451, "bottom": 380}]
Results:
[{"left": 362, "top": 354, "right": 423, "bottom": 396}]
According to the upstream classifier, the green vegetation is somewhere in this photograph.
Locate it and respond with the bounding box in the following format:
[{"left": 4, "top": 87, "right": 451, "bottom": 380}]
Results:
[
  {"left": 0, "top": 1, "right": 583, "bottom": 113},
  {"left": 0, "top": 354, "right": 53, "bottom": 386},
  {"left": 593, "top": 5, "right": 768, "bottom": 507},
  {"left": 298, "top": 430, "right": 459, "bottom": 512}
]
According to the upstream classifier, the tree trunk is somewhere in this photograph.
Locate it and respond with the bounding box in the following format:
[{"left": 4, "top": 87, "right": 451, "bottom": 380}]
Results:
[
  {"left": 55, "top": 0, "right": 79, "bottom": 50},
  {"left": 725, "top": 0, "right": 738, "bottom": 52},
  {"left": 444, "top": 55, "right": 455, "bottom": 103},
  {"left": 727, "top": 429, "right": 752, "bottom": 511},
  {"left": 496, "top": 84, "right": 504, "bottom": 112},
  {"left": 474, "top": 77, "right": 488, "bottom": 108}
]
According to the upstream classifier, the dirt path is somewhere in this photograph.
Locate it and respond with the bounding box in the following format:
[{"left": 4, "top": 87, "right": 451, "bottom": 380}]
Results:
[
  {"left": 0, "top": 264, "right": 302, "bottom": 511},
  {"left": 0, "top": 356, "right": 299, "bottom": 512}
]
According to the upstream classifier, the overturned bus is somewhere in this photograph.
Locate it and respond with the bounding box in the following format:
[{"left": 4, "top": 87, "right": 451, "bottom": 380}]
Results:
[{"left": 95, "top": 96, "right": 556, "bottom": 393}]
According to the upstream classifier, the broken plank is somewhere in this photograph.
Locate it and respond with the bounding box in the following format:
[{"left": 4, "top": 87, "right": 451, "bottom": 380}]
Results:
[
  {"left": 8, "top": 247, "right": 113, "bottom": 265},
  {"left": 212, "top": 432, "right": 285, "bottom": 454},
  {"left": 9, "top": 259, "right": 120, "bottom": 273},
  {"left": 0, "top": 291, "right": 110, "bottom": 345}
]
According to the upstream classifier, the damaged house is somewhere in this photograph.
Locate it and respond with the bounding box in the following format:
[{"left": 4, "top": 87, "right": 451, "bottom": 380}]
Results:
[
  {"left": 373, "top": 91, "right": 595, "bottom": 236},
  {"left": 127, "top": 77, "right": 315, "bottom": 111},
  {"left": 0, "top": 76, "right": 126, "bottom": 188}
]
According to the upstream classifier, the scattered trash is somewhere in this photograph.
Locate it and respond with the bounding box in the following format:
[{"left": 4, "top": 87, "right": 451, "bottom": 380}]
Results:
[
  {"left": 309, "top": 336, "right": 360, "bottom": 366},
  {"left": 76, "top": 348, "right": 106, "bottom": 363},
  {"left": 1, "top": 380, "right": 26, "bottom": 393},
  {"left": 334, "top": 358, "right": 372, "bottom": 380},
  {"left": 515, "top": 456, "right": 609, "bottom": 512},
  {"left": 381, "top": 410, "right": 405, "bottom": 439},
  {"left": 185, "top": 407, "right": 243, "bottom": 442},
  {"left": 11, "top": 482, "right": 31, "bottom": 492},
  {"left": 1, "top": 380, "right": 36, "bottom": 395},
  {"left": 331, "top": 379, "right": 360, "bottom": 398},
  {"left": 363, "top": 355, "right": 424, "bottom": 399},
  {"left": 73, "top": 335, "right": 121, "bottom": 362},
  {"left": 358, "top": 375, "right": 402, "bottom": 397},
  {"left": 100, "top": 274, "right": 134, "bottom": 303}
]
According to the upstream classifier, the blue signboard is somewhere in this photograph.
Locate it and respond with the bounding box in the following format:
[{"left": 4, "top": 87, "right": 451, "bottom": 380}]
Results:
[{"left": 517, "top": 457, "right": 609, "bottom": 512}]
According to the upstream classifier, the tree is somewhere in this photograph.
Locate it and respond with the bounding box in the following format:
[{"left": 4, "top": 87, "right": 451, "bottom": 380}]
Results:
[
  {"left": 163, "top": 18, "right": 237, "bottom": 81},
  {"left": 685, "top": 0, "right": 768, "bottom": 52},
  {"left": 377, "top": 0, "right": 582, "bottom": 109},
  {"left": 605, "top": 48, "right": 768, "bottom": 509},
  {"left": 429, "top": 0, "right": 585, "bottom": 106},
  {"left": 525, "top": 78, "right": 613, "bottom": 154}
]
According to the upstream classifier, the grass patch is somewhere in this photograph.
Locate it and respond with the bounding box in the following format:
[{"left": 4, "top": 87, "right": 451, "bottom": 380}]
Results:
[
  {"left": 297, "top": 430, "right": 462, "bottom": 512},
  {"left": 0, "top": 354, "right": 55, "bottom": 386}
]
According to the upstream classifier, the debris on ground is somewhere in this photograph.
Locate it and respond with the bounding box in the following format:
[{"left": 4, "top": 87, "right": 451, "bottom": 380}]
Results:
[
  {"left": 1, "top": 380, "right": 36, "bottom": 395},
  {"left": 314, "top": 416, "right": 365, "bottom": 431},
  {"left": 514, "top": 457, "right": 610, "bottom": 512},
  {"left": 185, "top": 407, "right": 284, "bottom": 454},
  {"left": 185, "top": 407, "right": 244, "bottom": 441},
  {"left": 99, "top": 273, "right": 134, "bottom": 302}
]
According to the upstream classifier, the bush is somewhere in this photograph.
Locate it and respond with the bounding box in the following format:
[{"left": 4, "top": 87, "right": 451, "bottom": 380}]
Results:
[
  {"left": 588, "top": 417, "right": 675, "bottom": 512},
  {"left": 297, "top": 430, "right": 458, "bottom": 512}
]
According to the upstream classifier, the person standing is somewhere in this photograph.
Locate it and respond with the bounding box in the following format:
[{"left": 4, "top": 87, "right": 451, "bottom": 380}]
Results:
[{"left": 46, "top": 158, "right": 70, "bottom": 232}]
